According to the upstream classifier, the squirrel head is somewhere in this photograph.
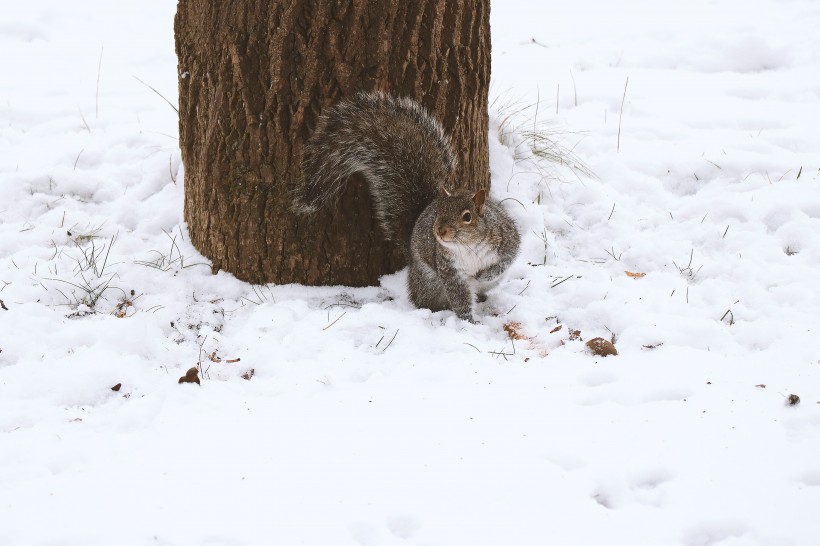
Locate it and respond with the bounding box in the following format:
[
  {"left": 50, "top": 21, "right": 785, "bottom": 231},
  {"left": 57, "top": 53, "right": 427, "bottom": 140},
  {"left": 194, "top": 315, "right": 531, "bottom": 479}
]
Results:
[{"left": 434, "top": 188, "right": 487, "bottom": 245}]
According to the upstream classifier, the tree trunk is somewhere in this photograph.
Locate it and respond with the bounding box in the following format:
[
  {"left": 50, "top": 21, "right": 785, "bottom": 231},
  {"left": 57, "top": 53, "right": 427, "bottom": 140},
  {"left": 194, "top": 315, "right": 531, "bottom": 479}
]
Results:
[{"left": 174, "top": 0, "right": 491, "bottom": 286}]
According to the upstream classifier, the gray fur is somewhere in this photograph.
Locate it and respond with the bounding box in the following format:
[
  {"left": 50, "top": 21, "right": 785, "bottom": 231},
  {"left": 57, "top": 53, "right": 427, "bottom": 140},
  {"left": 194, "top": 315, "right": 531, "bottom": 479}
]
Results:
[
  {"left": 294, "top": 92, "right": 521, "bottom": 322},
  {"left": 296, "top": 92, "right": 455, "bottom": 246},
  {"left": 407, "top": 196, "right": 521, "bottom": 322}
]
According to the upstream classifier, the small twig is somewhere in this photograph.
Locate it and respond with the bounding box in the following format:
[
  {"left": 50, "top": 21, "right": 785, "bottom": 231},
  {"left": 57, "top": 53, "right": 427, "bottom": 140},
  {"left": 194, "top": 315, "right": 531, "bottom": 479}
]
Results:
[
  {"left": 98, "top": 233, "right": 116, "bottom": 277},
  {"left": 603, "top": 247, "right": 622, "bottom": 261},
  {"left": 133, "top": 76, "right": 179, "bottom": 114},
  {"left": 607, "top": 203, "right": 616, "bottom": 221},
  {"left": 550, "top": 275, "right": 574, "bottom": 288},
  {"left": 78, "top": 107, "right": 91, "bottom": 133},
  {"left": 380, "top": 329, "right": 399, "bottom": 353},
  {"left": 197, "top": 335, "right": 210, "bottom": 379},
  {"left": 73, "top": 149, "right": 84, "bottom": 170},
  {"left": 489, "top": 340, "right": 516, "bottom": 361},
  {"left": 617, "top": 77, "right": 629, "bottom": 153},
  {"left": 463, "top": 343, "right": 482, "bottom": 353},
  {"left": 722, "top": 225, "right": 730, "bottom": 238},
  {"left": 322, "top": 302, "right": 362, "bottom": 310},
  {"left": 497, "top": 197, "right": 526, "bottom": 209},
  {"left": 322, "top": 311, "right": 346, "bottom": 331},
  {"left": 169, "top": 155, "right": 177, "bottom": 184}
]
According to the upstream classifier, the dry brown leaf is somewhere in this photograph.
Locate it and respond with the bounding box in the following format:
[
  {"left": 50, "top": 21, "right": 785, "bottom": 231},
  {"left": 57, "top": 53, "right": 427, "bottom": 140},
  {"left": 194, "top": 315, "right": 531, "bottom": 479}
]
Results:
[
  {"left": 178, "top": 367, "right": 200, "bottom": 385},
  {"left": 503, "top": 322, "right": 528, "bottom": 340},
  {"left": 586, "top": 337, "right": 618, "bottom": 357},
  {"left": 625, "top": 271, "right": 646, "bottom": 278}
]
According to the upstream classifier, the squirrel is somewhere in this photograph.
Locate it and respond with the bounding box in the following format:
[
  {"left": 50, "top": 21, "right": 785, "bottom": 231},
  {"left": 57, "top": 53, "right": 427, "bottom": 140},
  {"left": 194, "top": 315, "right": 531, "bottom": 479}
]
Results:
[{"left": 293, "top": 92, "right": 520, "bottom": 323}]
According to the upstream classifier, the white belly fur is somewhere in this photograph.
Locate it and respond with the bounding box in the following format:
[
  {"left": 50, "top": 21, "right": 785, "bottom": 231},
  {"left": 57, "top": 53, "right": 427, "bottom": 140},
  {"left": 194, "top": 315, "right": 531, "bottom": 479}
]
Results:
[{"left": 442, "top": 240, "right": 499, "bottom": 278}]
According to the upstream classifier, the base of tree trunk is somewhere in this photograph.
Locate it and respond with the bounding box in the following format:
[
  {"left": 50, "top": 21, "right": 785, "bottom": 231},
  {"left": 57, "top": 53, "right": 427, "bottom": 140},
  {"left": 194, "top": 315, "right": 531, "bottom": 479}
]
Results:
[{"left": 175, "top": 0, "right": 490, "bottom": 286}]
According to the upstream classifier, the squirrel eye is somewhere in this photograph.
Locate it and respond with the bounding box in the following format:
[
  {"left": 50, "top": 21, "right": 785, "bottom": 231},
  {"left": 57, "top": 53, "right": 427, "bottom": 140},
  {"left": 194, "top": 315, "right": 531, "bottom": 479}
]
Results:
[{"left": 462, "top": 211, "right": 472, "bottom": 223}]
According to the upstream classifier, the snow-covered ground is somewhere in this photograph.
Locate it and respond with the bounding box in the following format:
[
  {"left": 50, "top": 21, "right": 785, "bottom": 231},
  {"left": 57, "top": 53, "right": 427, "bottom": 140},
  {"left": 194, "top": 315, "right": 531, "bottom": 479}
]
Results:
[{"left": 2, "top": 0, "right": 820, "bottom": 544}]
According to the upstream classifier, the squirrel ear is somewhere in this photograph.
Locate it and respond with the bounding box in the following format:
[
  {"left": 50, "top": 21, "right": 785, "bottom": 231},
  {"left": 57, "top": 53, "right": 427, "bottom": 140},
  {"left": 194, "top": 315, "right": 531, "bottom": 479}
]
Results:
[
  {"left": 439, "top": 186, "right": 452, "bottom": 198},
  {"left": 473, "top": 189, "right": 486, "bottom": 216}
]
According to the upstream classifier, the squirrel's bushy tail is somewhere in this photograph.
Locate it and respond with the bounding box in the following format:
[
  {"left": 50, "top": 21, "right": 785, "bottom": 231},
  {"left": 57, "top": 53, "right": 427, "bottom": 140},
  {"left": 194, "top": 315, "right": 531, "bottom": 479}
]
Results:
[{"left": 294, "top": 92, "right": 456, "bottom": 245}]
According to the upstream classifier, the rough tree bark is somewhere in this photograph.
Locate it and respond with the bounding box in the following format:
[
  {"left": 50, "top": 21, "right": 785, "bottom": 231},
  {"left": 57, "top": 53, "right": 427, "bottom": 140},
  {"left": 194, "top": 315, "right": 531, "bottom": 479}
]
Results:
[{"left": 175, "top": 0, "right": 491, "bottom": 286}]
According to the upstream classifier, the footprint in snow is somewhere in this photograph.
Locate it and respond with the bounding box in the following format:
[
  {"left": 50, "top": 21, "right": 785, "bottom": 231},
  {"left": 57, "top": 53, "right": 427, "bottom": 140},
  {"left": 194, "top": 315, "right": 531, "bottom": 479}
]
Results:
[
  {"left": 387, "top": 515, "right": 421, "bottom": 539},
  {"left": 683, "top": 520, "right": 752, "bottom": 546},
  {"left": 797, "top": 469, "right": 820, "bottom": 487},
  {"left": 579, "top": 369, "right": 619, "bottom": 387},
  {"left": 579, "top": 386, "right": 692, "bottom": 406},
  {"left": 592, "top": 468, "right": 675, "bottom": 509},
  {"left": 349, "top": 516, "right": 421, "bottom": 544}
]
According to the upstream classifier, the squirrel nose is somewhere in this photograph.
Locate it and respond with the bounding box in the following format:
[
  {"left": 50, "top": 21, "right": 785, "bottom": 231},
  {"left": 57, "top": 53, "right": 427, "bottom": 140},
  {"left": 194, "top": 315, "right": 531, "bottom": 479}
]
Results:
[{"left": 437, "top": 226, "right": 449, "bottom": 238}]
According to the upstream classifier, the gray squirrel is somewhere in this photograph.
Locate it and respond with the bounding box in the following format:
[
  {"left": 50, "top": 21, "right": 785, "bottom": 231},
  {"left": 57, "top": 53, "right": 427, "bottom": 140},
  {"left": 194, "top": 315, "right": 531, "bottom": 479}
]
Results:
[{"left": 293, "top": 92, "right": 520, "bottom": 323}]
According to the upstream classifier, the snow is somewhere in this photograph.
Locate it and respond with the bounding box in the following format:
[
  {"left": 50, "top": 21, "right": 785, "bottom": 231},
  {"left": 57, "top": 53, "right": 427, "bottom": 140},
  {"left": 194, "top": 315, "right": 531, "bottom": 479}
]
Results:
[{"left": 1, "top": 0, "right": 820, "bottom": 544}]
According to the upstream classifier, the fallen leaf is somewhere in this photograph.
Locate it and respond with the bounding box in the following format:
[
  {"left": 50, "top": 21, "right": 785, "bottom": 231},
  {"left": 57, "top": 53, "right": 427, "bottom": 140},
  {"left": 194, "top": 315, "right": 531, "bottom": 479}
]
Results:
[
  {"left": 503, "top": 321, "right": 528, "bottom": 340},
  {"left": 178, "top": 367, "right": 200, "bottom": 385},
  {"left": 111, "top": 383, "right": 122, "bottom": 392},
  {"left": 786, "top": 394, "right": 800, "bottom": 406},
  {"left": 586, "top": 337, "right": 618, "bottom": 357},
  {"left": 625, "top": 271, "right": 646, "bottom": 279},
  {"left": 241, "top": 369, "right": 255, "bottom": 381}
]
